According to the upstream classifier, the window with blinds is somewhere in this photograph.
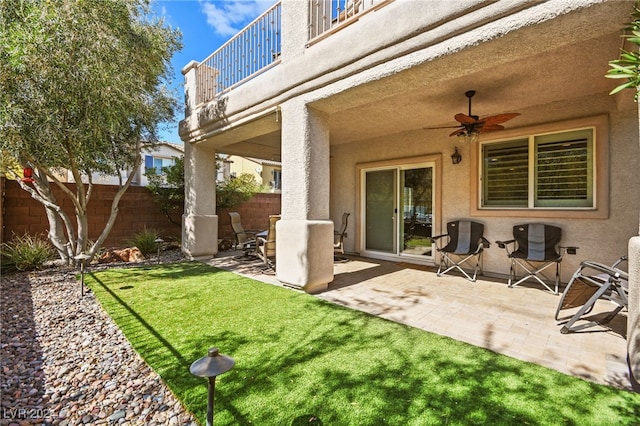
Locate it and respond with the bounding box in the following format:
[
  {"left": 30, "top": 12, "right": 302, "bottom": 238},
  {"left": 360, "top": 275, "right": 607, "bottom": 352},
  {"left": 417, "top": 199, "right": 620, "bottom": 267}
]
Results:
[
  {"left": 481, "top": 128, "right": 594, "bottom": 209},
  {"left": 483, "top": 140, "right": 529, "bottom": 207},
  {"left": 535, "top": 129, "right": 593, "bottom": 207}
]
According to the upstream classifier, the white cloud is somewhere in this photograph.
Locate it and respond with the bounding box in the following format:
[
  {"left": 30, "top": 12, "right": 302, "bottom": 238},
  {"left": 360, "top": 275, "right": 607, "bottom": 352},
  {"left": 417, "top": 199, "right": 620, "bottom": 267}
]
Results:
[{"left": 200, "top": 0, "right": 277, "bottom": 37}]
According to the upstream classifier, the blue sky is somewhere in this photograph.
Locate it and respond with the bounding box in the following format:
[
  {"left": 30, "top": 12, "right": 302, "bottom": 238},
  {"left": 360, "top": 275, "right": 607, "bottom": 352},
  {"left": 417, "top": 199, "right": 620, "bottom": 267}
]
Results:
[{"left": 152, "top": 0, "right": 278, "bottom": 143}]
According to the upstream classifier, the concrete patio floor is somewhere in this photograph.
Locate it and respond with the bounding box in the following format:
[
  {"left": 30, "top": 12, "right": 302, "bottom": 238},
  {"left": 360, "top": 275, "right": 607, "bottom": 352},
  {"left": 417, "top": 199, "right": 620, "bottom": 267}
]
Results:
[{"left": 204, "top": 251, "right": 632, "bottom": 391}]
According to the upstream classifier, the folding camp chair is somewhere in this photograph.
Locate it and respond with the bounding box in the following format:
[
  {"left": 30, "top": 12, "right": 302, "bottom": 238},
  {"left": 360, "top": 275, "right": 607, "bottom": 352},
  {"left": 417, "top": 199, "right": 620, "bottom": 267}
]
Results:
[
  {"left": 496, "top": 223, "right": 577, "bottom": 294},
  {"left": 555, "top": 256, "right": 628, "bottom": 334},
  {"left": 430, "top": 220, "right": 489, "bottom": 282}
]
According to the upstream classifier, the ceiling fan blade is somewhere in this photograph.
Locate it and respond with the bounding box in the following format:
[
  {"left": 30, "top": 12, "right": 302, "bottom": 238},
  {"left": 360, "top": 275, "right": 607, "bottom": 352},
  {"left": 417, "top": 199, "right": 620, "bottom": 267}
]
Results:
[
  {"left": 454, "top": 113, "right": 478, "bottom": 125},
  {"left": 478, "top": 124, "right": 505, "bottom": 133},
  {"left": 423, "top": 125, "right": 463, "bottom": 130},
  {"left": 481, "top": 113, "right": 520, "bottom": 126}
]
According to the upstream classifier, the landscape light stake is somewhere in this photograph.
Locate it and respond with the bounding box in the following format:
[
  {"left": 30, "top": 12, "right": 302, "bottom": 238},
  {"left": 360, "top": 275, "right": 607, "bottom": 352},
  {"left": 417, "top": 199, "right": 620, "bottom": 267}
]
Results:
[
  {"left": 74, "top": 253, "right": 91, "bottom": 297},
  {"left": 155, "top": 237, "right": 164, "bottom": 264},
  {"left": 190, "top": 347, "right": 235, "bottom": 426}
]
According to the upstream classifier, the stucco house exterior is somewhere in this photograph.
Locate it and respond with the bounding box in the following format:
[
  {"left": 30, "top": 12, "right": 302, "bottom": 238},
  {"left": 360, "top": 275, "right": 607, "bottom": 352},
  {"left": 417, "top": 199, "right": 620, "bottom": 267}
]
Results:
[
  {"left": 178, "top": 1, "right": 640, "bottom": 384},
  {"left": 222, "top": 155, "right": 282, "bottom": 192},
  {"left": 63, "top": 142, "right": 184, "bottom": 187}
]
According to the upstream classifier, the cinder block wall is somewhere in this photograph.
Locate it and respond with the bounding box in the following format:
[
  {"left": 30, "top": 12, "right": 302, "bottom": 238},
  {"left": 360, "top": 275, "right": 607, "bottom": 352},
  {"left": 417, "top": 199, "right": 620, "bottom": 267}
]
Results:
[
  {"left": 1, "top": 179, "right": 182, "bottom": 247},
  {"left": 1, "top": 178, "right": 281, "bottom": 248}
]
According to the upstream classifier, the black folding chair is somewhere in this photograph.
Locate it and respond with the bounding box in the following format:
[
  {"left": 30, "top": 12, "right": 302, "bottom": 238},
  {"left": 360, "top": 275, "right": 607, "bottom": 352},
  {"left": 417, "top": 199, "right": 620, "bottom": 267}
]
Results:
[
  {"left": 555, "top": 256, "right": 628, "bottom": 334},
  {"left": 430, "top": 220, "right": 489, "bottom": 282},
  {"left": 496, "top": 223, "right": 577, "bottom": 294}
]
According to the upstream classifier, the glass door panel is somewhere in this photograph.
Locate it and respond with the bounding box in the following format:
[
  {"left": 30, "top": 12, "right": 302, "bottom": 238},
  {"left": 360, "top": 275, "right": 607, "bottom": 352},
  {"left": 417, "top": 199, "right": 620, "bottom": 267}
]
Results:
[
  {"left": 401, "top": 167, "right": 433, "bottom": 257},
  {"left": 365, "top": 169, "right": 396, "bottom": 252}
]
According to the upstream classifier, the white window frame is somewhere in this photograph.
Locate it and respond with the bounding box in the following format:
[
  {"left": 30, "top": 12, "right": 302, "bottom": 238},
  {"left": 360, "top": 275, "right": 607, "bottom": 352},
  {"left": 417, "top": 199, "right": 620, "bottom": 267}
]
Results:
[
  {"left": 480, "top": 127, "right": 595, "bottom": 210},
  {"left": 470, "top": 115, "right": 609, "bottom": 220}
]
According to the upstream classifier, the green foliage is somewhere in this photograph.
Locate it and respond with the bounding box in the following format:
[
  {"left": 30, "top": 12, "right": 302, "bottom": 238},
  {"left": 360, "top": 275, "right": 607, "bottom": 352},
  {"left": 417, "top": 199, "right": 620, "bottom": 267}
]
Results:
[
  {"left": 606, "top": 2, "right": 640, "bottom": 100},
  {"left": 217, "top": 173, "right": 262, "bottom": 209},
  {"left": 0, "top": 0, "right": 182, "bottom": 260},
  {"left": 127, "top": 227, "right": 161, "bottom": 255},
  {"left": 87, "top": 263, "right": 640, "bottom": 426},
  {"left": 146, "top": 157, "right": 184, "bottom": 225},
  {"left": 1, "top": 233, "right": 54, "bottom": 271},
  {"left": 0, "top": 0, "right": 182, "bottom": 173},
  {"left": 147, "top": 156, "right": 262, "bottom": 217}
]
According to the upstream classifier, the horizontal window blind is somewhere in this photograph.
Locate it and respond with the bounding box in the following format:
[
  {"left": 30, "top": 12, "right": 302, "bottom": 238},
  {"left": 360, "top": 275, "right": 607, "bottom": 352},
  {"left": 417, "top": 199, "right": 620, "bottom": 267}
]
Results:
[
  {"left": 483, "top": 141, "right": 528, "bottom": 207},
  {"left": 535, "top": 130, "right": 592, "bottom": 207},
  {"left": 481, "top": 128, "right": 594, "bottom": 209}
]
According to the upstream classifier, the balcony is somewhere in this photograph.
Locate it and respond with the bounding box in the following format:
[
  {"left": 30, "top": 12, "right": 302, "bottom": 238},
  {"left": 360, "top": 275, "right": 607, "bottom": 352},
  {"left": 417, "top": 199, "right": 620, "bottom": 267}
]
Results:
[{"left": 194, "top": 0, "right": 390, "bottom": 105}]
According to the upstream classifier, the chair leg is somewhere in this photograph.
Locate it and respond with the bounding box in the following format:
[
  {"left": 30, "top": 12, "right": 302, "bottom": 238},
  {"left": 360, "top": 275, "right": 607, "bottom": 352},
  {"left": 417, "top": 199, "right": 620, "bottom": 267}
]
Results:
[
  {"left": 508, "top": 259, "right": 559, "bottom": 294},
  {"left": 508, "top": 259, "right": 516, "bottom": 287},
  {"left": 437, "top": 252, "right": 479, "bottom": 282}
]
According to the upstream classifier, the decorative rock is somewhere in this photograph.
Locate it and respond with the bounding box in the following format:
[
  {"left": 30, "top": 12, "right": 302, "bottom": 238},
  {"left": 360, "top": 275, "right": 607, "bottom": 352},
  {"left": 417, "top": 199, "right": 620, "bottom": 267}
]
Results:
[
  {"left": 0, "top": 250, "right": 197, "bottom": 426},
  {"left": 107, "top": 410, "right": 126, "bottom": 422}
]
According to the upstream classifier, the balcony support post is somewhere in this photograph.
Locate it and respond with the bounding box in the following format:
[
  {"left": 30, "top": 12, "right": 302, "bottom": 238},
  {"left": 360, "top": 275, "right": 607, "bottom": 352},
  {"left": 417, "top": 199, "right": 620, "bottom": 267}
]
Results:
[
  {"left": 182, "top": 139, "right": 218, "bottom": 259},
  {"left": 276, "top": 98, "right": 334, "bottom": 293}
]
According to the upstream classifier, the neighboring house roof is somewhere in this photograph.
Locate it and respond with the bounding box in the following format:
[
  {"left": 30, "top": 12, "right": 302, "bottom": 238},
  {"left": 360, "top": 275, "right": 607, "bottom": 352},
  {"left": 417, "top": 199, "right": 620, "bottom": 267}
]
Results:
[
  {"left": 143, "top": 142, "right": 184, "bottom": 155},
  {"left": 247, "top": 157, "right": 281, "bottom": 167}
]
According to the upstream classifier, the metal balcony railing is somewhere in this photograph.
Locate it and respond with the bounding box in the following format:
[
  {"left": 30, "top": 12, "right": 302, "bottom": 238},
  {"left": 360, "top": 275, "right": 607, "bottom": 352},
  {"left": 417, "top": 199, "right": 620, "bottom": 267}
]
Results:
[
  {"left": 195, "top": 0, "right": 391, "bottom": 105},
  {"left": 308, "top": 0, "right": 390, "bottom": 41},
  {"left": 195, "top": 2, "right": 282, "bottom": 105}
]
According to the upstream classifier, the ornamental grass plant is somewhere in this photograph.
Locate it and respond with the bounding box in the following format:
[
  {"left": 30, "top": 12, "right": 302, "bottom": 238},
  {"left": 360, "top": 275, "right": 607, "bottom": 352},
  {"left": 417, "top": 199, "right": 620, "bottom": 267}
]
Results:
[
  {"left": 86, "top": 262, "right": 640, "bottom": 426},
  {"left": 0, "top": 233, "right": 54, "bottom": 272}
]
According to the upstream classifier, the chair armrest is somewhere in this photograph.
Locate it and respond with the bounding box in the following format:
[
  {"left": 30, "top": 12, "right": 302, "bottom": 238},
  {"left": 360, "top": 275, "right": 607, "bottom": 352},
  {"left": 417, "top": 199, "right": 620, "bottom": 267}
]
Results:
[
  {"left": 480, "top": 237, "right": 491, "bottom": 249},
  {"left": 560, "top": 246, "right": 579, "bottom": 255},
  {"left": 580, "top": 260, "right": 629, "bottom": 282},
  {"left": 429, "top": 234, "right": 448, "bottom": 243},
  {"left": 495, "top": 239, "right": 515, "bottom": 249}
]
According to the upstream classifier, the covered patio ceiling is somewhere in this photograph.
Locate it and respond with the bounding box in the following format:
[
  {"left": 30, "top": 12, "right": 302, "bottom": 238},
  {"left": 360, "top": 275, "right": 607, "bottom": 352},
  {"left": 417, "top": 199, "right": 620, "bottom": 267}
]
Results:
[{"left": 214, "top": 2, "right": 630, "bottom": 163}]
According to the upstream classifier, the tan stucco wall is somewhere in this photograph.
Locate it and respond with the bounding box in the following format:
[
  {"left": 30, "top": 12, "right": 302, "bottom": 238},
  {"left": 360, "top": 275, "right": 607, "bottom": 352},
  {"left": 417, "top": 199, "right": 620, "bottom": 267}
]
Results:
[{"left": 330, "top": 104, "right": 640, "bottom": 282}]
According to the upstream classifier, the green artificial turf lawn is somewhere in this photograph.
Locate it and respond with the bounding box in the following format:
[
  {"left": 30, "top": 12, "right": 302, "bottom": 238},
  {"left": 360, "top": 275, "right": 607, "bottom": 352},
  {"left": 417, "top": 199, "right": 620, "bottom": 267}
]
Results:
[{"left": 86, "top": 262, "right": 640, "bottom": 425}]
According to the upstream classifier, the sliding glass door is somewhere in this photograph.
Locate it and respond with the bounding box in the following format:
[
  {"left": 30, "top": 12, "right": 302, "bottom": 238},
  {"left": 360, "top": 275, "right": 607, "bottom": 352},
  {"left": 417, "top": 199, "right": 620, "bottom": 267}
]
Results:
[
  {"left": 362, "top": 162, "right": 435, "bottom": 262},
  {"left": 365, "top": 169, "right": 396, "bottom": 252}
]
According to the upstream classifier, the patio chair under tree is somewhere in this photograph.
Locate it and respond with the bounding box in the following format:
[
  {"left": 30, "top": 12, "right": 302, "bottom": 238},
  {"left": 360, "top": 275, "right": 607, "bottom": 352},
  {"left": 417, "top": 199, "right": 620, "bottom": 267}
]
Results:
[
  {"left": 430, "top": 220, "right": 490, "bottom": 282},
  {"left": 256, "top": 214, "right": 281, "bottom": 268},
  {"left": 229, "top": 212, "right": 261, "bottom": 255},
  {"left": 555, "top": 256, "right": 628, "bottom": 334},
  {"left": 496, "top": 223, "right": 578, "bottom": 294}
]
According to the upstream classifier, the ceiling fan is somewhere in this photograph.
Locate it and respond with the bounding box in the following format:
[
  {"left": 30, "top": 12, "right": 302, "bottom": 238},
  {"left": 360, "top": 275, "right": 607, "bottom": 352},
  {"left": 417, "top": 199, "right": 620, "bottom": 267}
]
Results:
[{"left": 424, "top": 90, "right": 520, "bottom": 138}]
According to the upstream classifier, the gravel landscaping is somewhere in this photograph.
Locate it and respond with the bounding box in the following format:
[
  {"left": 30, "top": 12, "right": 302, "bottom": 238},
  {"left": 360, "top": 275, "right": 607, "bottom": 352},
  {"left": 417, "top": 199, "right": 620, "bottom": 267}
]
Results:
[{"left": 1, "top": 251, "right": 197, "bottom": 426}]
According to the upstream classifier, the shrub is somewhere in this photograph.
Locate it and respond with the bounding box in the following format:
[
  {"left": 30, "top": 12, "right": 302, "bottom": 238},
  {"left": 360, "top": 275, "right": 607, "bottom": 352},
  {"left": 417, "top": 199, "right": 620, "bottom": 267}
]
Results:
[
  {"left": 127, "top": 227, "right": 161, "bottom": 255},
  {"left": 1, "top": 233, "right": 55, "bottom": 271}
]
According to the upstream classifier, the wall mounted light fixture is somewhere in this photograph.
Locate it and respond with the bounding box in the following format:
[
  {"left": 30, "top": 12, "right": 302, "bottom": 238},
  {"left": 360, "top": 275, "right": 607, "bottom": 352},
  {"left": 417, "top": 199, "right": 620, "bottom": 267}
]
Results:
[{"left": 451, "top": 147, "right": 462, "bottom": 165}]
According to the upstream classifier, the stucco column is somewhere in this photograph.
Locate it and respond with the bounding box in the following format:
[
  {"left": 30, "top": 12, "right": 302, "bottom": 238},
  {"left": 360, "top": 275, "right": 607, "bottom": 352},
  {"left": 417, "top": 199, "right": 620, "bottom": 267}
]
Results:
[
  {"left": 276, "top": 99, "right": 333, "bottom": 293},
  {"left": 181, "top": 61, "right": 218, "bottom": 259},
  {"left": 628, "top": 238, "right": 640, "bottom": 390},
  {"left": 182, "top": 141, "right": 218, "bottom": 259}
]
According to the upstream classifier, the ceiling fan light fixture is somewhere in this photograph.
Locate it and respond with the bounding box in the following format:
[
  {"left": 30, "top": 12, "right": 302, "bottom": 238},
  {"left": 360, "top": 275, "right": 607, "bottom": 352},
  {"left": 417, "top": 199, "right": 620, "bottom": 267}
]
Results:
[
  {"left": 423, "top": 90, "right": 520, "bottom": 141},
  {"left": 457, "top": 129, "right": 479, "bottom": 144}
]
